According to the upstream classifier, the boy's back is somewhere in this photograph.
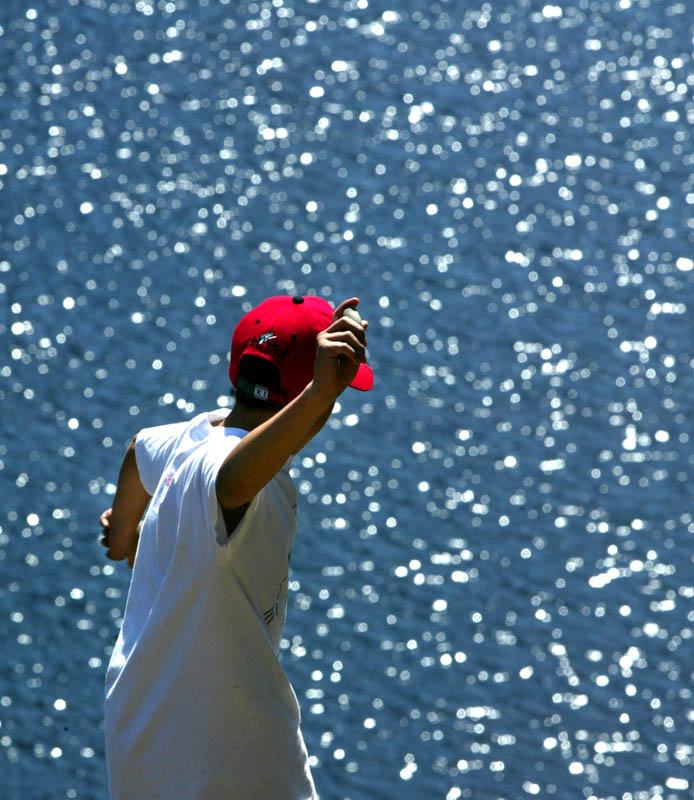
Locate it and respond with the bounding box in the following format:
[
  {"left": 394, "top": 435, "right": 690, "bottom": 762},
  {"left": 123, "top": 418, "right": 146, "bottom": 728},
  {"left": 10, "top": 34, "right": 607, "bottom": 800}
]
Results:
[{"left": 105, "top": 409, "right": 316, "bottom": 800}]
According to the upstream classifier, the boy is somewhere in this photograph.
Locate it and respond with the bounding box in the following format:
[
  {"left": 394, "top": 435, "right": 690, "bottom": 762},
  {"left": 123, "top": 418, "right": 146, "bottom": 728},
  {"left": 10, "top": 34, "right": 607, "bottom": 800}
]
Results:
[{"left": 99, "top": 295, "right": 372, "bottom": 799}]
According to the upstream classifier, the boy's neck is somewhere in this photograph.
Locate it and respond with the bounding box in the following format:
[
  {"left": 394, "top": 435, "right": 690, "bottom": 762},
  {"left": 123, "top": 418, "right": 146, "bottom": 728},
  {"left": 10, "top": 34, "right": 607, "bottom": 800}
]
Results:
[{"left": 222, "top": 402, "right": 277, "bottom": 433}]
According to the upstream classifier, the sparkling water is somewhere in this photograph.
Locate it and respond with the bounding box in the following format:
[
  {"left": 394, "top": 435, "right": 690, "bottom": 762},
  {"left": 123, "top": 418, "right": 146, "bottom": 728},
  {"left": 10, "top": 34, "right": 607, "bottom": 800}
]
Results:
[{"left": 1, "top": 1, "right": 693, "bottom": 798}]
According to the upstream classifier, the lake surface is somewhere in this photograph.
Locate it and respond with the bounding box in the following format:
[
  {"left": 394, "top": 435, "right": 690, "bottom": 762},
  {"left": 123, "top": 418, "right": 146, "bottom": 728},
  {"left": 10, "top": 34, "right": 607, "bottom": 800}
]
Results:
[{"left": 1, "top": 1, "right": 693, "bottom": 798}]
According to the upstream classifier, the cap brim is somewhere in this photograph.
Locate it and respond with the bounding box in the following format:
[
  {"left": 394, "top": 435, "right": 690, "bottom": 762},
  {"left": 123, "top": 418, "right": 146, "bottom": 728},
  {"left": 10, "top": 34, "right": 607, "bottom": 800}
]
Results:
[{"left": 350, "top": 362, "right": 374, "bottom": 391}]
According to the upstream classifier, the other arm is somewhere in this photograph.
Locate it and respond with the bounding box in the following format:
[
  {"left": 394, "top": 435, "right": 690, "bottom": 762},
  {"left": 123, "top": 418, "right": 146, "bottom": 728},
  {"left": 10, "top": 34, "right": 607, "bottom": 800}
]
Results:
[{"left": 100, "top": 436, "right": 151, "bottom": 565}]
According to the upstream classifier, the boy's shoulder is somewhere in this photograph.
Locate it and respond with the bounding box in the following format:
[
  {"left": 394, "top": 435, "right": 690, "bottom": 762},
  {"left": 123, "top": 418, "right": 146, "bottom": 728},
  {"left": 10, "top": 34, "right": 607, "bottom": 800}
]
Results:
[{"left": 140, "top": 410, "right": 221, "bottom": 442}]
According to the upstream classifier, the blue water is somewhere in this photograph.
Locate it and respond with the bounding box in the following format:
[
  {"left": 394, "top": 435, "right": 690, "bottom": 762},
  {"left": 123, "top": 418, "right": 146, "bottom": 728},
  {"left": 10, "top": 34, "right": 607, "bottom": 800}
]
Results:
[{"left": 1, "top": 1, "right": 693, "bottom": 798}]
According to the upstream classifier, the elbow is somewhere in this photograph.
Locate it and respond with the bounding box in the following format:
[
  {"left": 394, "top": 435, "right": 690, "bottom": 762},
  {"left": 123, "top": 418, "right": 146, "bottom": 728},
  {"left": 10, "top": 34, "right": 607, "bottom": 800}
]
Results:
[
  {"left": 105, "top": 536, "right": 131, "bottom": 561},
  {"left": 104, "top": 521, "right": 137, "bottom": 561},
  {"left": 106, "top": 547, "right": 129, "bottom": 562}
]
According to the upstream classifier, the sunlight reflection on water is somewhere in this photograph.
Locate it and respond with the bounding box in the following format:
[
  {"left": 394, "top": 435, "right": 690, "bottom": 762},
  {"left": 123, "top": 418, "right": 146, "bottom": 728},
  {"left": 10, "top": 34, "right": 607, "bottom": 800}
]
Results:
[{"left": 1, "top": 1, "right": 693, "bottom": 798}]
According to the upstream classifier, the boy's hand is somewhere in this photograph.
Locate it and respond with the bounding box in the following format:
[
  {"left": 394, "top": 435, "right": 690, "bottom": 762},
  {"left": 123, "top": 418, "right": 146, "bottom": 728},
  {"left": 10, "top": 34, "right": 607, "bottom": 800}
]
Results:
[
  {"left": 311, "top": 297, "right": 369, "bottom": 400},
  {"left": 99, "top": 506, "right": 138, "bottom": 568},
  {"left": 99, "top": 508, "right": 113, "bottom": 549}
]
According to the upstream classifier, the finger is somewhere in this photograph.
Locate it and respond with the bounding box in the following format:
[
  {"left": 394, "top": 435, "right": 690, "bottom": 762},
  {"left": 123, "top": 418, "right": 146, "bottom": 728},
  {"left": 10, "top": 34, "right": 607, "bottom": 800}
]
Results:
[
  {"left": 325, "top": 316, "right": 368, "bottom": 344},
  {"left": 321, "top": 317, "right": 366, "bottom": 342},
  {"left": 329, "top": 331, "right": 366, "bottom": 363},
  {"left": 321, "top": 331, "right": 367, "bottom": 362},
  {"left": 332, "top": 297, "right": 360, "bottom": 322},
  {"left": 321, "top": 340, "right": 363, "bottom": 367}
]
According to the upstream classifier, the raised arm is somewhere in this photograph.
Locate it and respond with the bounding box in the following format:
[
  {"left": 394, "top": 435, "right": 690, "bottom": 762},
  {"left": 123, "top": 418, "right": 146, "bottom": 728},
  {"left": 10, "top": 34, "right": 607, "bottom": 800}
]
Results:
[
  {"left": 216, "top": 298, "right": 368, "bottom": 510},
  {"left": 101, "top": 436, "right": 151, "bottom": 564}
]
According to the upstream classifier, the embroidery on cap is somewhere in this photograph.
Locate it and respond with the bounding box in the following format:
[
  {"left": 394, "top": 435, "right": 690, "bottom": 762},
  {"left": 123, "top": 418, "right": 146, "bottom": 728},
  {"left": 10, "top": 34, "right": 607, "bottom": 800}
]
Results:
[{"left": 242, "top": 332, "right": 289, "bottom": 359}]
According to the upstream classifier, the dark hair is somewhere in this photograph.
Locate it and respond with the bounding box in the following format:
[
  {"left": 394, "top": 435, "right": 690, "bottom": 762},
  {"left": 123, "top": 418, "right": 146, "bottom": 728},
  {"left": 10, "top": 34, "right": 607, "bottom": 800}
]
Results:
[{"left": 233, "top": 355, "right": 283, "bottom": 410}]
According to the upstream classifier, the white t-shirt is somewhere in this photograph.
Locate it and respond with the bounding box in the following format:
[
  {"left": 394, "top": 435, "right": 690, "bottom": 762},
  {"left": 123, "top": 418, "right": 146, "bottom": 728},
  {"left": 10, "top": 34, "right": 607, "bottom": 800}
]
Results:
[{"left": 104, "top": 409, "right": 317, "bottom": 800}]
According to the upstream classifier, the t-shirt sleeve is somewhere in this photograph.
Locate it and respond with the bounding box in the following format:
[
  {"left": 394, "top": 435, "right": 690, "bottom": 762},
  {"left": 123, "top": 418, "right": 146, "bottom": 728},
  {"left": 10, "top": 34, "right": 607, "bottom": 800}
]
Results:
[{"left": 135, "top": 421, "right": 189, "bottom": 495}]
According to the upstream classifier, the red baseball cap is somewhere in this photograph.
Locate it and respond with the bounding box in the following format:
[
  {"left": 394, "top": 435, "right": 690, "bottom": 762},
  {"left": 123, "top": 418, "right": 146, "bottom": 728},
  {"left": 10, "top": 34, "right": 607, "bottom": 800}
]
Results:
[{"left": 229, "top": 295, "right": 374, "bottom": 406}]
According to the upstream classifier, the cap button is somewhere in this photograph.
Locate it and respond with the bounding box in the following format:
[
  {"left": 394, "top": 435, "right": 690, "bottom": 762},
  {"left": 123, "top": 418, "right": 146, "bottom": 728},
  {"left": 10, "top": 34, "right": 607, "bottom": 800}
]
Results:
[{"left": 292, "top": 296, "right": 304, "bottom": 304}]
